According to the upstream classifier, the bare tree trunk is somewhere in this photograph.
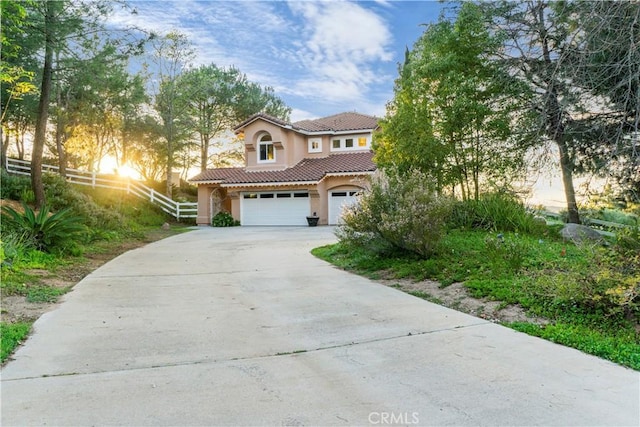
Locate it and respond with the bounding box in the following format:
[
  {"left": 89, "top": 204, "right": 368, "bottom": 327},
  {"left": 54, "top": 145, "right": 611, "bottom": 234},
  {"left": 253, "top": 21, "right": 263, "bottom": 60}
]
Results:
[
  {"left": 537, "top": 2, "right": 580, "bottom": 223},
  {"left": 558, "top": 140, "right": 580, "bottom": 223},
  {"left": 1, "top": 128, "right": 9, "bottom": 170},
  {"left": 200, "top": 133, "right": 208, "bottom": 172},
  {"left": 32, "top": 1, "right": 55, "bottom": 209},
  {"left": 54, "top": 52, "right": 67, "bottom": 177},
  {"left": 17, "top": 128, "right": 25, "bottom": 159}
]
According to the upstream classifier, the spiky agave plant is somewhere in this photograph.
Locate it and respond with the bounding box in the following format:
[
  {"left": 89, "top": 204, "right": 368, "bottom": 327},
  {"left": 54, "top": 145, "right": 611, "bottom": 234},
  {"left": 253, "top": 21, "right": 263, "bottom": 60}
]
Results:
[{"left": 1, "top": 202, "right": 85, "bottom": 252}]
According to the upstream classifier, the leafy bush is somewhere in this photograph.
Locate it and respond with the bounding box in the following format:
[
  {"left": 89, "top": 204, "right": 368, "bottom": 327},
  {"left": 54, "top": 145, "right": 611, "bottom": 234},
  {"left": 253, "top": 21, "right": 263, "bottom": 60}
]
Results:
[
  {"left": 80, "top": 186, "right": 168, "bottom": 229},
  {"left": 42, "top": 173, "right": 127, "bottom": 232},
  {"left": 615, "top": 225, "right": 640, "bottom": 252},
  {"left": 338, "top": 170, "right": 453, "bottom": 258},
  {"left": 1, "top": 202, "right": 86, "bottom": 253},
  {"left": 449, "top": 192, "right": 546, "bottom": 235},
  {"left": 212, "top": 211, "right": 240, "bottom": 227},
  {"left": 0, "top": 169, "right": 31, "bottom": 200}
]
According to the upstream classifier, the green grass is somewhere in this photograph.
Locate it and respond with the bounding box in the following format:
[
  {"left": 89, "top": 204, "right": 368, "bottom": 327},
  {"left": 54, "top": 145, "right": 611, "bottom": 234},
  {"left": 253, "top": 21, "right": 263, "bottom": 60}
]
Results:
[
  {"left": 26, "top": 285, "right": 70, "bottom": 303},
  {"left": 312, "top": 229, "right": 640, "bottom": 370},
  {"left": 509, "top": 322, "right": 640, "bottom": 368},
  {"left": 1, "top": 322, "right": 31, "bottom": 363}
]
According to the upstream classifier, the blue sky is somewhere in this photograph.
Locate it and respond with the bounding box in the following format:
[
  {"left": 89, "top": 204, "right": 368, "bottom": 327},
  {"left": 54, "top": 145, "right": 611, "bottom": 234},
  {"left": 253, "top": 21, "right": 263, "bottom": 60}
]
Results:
[{"left": 110, "top": 1, "right": 449, "bottom": 122}]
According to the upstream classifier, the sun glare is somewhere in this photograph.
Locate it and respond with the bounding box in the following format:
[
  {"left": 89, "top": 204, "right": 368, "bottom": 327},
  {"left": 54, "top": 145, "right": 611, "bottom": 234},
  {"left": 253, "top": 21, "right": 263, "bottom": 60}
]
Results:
[
  {"left": 117, "top": 164, "right": 139, "bottom": 180},
  {"left": 100, "top": 156, "right": 141, "bottom": 180}
]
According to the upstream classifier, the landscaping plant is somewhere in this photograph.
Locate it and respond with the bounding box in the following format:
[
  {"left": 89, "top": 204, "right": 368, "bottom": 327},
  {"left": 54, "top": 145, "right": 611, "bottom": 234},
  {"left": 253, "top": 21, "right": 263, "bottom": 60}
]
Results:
[
  {"left": 1, "top": 202, "right": 85, "bottom": 253},
  {"left": 338, "top": 170, "right": 453, "bottom": 258},
  {"left": 212, "top": 211, "right": 240, "bottom": 227}
]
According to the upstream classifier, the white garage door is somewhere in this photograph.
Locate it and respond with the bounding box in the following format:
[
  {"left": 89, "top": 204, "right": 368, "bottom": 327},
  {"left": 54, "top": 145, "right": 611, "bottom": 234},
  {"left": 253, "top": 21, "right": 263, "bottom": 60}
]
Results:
[
  {"left": 241, "top": 191, "right": 310, "bottom": 226},
  {"left": 329, "top": 190, "right": 360, "bottom": 225}
]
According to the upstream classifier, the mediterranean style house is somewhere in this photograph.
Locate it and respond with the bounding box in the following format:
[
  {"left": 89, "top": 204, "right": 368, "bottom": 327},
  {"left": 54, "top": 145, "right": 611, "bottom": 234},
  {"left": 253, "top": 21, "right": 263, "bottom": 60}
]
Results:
[{"left": 189, "top": 111, "right": 379, "bottom": 226}]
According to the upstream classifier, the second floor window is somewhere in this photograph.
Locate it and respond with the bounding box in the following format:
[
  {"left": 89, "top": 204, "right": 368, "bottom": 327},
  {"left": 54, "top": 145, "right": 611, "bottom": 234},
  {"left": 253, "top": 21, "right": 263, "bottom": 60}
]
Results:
[
  {"left": 259, "top": 133, "right": 275, "bottom": 162},
  {"left": 331, "top": 135, "right": 370, "bottom": 151}
]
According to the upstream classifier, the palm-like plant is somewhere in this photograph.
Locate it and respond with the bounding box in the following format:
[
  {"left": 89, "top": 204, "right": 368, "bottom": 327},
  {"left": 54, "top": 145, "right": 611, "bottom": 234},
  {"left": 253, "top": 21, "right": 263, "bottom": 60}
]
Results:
[{"left": 1, "top": 202, "right": 85, "bottom": 252}]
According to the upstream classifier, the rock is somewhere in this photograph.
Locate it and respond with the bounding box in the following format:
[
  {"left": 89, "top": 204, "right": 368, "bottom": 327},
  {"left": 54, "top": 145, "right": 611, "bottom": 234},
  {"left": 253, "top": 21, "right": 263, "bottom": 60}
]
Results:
[
  {"left": 560, "top": 223, "right": 605, "bottom": 245},
  {"left": 533, "top": 215, "right": 547, "bottom": 225},
  {"left": 161, "top": 222, "right": 170, "bottom": 230}
]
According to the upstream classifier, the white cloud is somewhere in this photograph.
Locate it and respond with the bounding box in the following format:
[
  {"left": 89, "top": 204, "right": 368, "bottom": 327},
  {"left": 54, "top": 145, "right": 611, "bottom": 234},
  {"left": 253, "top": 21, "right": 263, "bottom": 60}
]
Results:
[
  {"left": 284, "top": 1, "right": 393, "bottom": 110},
  {"left": 107, "top": 1, "right": 397, "bottom": 116}
]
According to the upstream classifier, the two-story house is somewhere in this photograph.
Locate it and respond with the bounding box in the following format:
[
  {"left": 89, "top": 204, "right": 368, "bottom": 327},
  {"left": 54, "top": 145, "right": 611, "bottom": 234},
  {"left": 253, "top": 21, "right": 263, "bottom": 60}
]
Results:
[{"left": 189, "top": 111, "right": 379, "bottom": 226}]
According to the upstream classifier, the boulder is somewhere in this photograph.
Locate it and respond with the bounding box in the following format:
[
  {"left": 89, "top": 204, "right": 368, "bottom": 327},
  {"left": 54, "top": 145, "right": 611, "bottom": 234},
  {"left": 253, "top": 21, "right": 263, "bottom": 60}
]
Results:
[{"left": 560, "top": 223, "right": 605, "bottom": 245}]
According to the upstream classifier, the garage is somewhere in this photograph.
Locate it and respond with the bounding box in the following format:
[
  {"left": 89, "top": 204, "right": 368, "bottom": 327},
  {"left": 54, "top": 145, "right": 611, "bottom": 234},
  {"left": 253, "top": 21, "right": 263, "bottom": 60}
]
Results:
[
  {"left": 241, "top": 191, "right": 310, "bottom": 225},
  {"left": 329, "top": 190, "right": 360, "bottom": 225}
]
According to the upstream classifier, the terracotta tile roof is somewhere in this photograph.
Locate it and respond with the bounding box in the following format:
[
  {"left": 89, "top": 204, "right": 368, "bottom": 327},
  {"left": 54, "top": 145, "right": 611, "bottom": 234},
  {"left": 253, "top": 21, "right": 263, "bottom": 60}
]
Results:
[
  {"left": 296, "top": 112, "right": 379, "bottom": 132},
  {"left": 234, "top": 113, "right": 290, "bottom": 131},
  {"left": 189, "top": 152, "right": 376, "bottom": 185},
  {"left": 234, "top": 112, "right": 379, "bottom": 134}
]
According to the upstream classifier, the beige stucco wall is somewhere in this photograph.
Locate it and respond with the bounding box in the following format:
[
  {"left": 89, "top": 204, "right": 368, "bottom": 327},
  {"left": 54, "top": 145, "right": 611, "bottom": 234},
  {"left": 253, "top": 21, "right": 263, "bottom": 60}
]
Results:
[
  {"left": 244, "top": 121, "right": 290, "bottom": 170},
  {"left": 242, "top": 119, "right": 371, "bottom": 171},
  {"left": 196, "top": 185, "right": 212, "bottom": 225},
  {"left": 195, "top": 185, "right": 231, "bottom": 226}
]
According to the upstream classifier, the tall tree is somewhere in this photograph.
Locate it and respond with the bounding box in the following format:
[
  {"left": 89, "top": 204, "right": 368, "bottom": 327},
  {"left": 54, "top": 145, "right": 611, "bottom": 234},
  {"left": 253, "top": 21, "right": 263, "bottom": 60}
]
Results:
[
  {"left": 177, "top": 64, "right": 291, "bottom": 172},
  {"left": 150, "top": 31, "right": 195, "bottom": 196},
  {"left": 60, "top": 46, "right": 147, "bottom": 172},
  {"left": 482, "top": 0, "right": 586, "bottom": 222},
  {"left": 374, "top": 3, "right": 526, "bottom": 199},
  {"left": 568, "top": 0, "right": 640, "bottom": 200},
  {"left": 20, "top": 0, "right": 128, "bottom": 207},
  {"left": 1, "top": 0, "right": 38, "bottom": 168}
]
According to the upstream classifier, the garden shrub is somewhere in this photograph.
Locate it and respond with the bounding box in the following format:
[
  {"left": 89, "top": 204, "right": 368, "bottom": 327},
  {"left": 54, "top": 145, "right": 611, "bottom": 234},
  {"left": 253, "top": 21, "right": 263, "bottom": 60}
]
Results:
[
  {"left": 42, "top": 173, "right": 126, "bottom": 231},
  {"left": 212, "top": 211, "right": 240, "bottom": 227},
  {"left": 449, "top": 191, "right": 546, "bottom": 235},
  {"left": 1, "top": 202, "right": 85, "bottom": 253},
  {"left": 0, "top": 169, "right": 31, "bottom": 200},
  {"left": 338, "top": 170, "right": 453, "bottom": 258},
  {"left": 524, "top": 243, "right": 639, "bottom": 322}
]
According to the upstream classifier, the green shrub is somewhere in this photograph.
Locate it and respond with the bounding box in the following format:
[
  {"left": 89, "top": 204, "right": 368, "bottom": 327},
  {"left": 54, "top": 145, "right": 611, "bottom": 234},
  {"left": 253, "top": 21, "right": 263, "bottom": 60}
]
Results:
[
  {"left": 42, "top": 173, "right": 126, "bottom": 231},
  {"left": 449, "top": 192, "right": 546, "bottom": 235},
  {"left": 616, "top": 225, "right": 640, "bottom": 252},
  {"left": 212, "top": 211, "right": 240, "bottom": 227},
  {"left": 1, "top": 202, "right": 86, "bottom": 253},
  {"left": 338, "top": 170, "right": 453, "bottom": 258},
  {"left": 0, "top": 169, "right": 31, "bottom": 200},
  {"left": 80, "top": 186, "right": 168, "bottom": 229}
]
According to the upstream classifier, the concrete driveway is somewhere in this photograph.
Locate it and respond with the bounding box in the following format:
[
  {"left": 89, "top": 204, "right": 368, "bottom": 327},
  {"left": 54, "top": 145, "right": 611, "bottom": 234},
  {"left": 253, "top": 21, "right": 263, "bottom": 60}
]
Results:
[{"left": 1, "top": 227, "right": 638, "bottom": 426}]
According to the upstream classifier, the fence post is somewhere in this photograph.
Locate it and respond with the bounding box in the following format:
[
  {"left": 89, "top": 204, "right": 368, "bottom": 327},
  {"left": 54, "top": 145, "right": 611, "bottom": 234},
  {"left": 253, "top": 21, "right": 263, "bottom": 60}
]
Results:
[
  {"left": 150, "top": 189, "right": 155, "bottom": 204},
  {"left": 92, "top": 171, "right": 96, "bottom": 188}
]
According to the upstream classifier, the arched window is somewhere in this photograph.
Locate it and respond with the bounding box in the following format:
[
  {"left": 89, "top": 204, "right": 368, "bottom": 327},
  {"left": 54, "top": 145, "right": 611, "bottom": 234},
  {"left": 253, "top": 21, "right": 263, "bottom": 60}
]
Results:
[{"left": 258, "top": 133, "right": 275, "bottom": 162}]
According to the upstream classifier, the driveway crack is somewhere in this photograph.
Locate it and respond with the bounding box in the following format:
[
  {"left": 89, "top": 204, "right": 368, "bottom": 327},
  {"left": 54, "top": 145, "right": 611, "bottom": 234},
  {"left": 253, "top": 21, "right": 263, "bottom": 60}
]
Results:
[{"left": 1, "top": 321, "right": 489, "bottom": 382}]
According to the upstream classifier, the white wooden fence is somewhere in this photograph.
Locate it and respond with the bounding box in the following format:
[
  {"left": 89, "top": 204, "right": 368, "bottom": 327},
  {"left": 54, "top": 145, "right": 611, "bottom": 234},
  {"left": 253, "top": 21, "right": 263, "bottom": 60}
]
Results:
[
  {"left": 538, "top": 210, "right": 636, "bottom": 237},
  {"left": 5, "top": 158, "right": 198, "bottom": 220}
]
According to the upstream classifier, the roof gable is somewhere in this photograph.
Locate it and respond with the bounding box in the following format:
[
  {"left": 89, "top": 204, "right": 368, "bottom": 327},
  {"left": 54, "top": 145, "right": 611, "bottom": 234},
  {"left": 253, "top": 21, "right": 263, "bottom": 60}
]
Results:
[{"left": 234, "top": 112, "right": 379, "bottom": 135}]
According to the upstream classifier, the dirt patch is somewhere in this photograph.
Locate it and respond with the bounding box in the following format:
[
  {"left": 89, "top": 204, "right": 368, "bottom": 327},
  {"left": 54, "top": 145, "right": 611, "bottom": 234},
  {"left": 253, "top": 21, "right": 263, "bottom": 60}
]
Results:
[
  {"left": 1, "top": 227, "right": 181, "bottom": 325},
  {"left": 377, "top": 277, "right": 549, "bottom": 325}
]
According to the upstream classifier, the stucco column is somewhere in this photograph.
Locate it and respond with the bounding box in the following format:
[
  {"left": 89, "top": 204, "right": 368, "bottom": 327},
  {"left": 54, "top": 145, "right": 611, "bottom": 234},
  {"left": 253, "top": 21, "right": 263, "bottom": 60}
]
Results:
[
  {"left": 308, "top": 189, "right": 323, "bottom": 224},
  {"left": 228, "top": 191, "right": 241, "bottom": 222},
  {"left": 196, "top": 186, "right": 212, "bottom": 226}
]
